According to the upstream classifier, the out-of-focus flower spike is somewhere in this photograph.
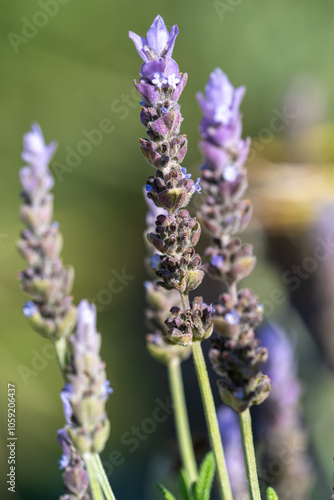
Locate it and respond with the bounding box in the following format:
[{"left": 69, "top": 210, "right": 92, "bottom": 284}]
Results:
[
  {"left": 256, "top": 322, "right": 313, "bottom": 499},
  {"left": 61, "top": 300, "right": 111, "bottom": 455},
  {"left": 197, "top": 71, "right": 270, "bottom": 411},
  {"left": 18, "top": 124, "right": 76, "bottom": 341}
]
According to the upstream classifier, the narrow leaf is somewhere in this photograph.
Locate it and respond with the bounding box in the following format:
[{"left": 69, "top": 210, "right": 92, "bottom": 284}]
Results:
[
  {"left": 267, "top": 487, "right": 279, "bottom": 500},
  {"left": 155, "top": 482, "right": 177, "bottom": 500},
  {"left": 179, "top": 469, "right": 191, "bottom": 500},
  {"left": 194, "top": 451, "right": 216, "bottom": 500}
]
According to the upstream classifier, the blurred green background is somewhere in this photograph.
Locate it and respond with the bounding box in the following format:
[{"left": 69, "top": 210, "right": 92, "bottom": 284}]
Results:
[{"left": 1, "top": 0, "right": 334, "bottom": 498}]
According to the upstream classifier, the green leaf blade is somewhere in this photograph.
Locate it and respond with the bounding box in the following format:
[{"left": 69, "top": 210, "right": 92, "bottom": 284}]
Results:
[
  {"left": 267, "top": 486, "right": 279, "bottom": 500},
  {"left": 194, "top": 451, "right": 216, "bottom": 500},
  {"left": 179, "top": 469, "right": 192, "bottom": 500},
  {"left": 155, "top": 482, "right": 177, "bottom": 500}
]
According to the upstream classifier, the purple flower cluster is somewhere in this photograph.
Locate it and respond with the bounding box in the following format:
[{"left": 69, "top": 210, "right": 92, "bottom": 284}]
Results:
[
  {"left": 129, "top": 15, "right": 199, "bottom": 210},
  {"left": 197, "top": 69, "right": 250, "bottom": 169},
  {"left": 18, "top": 124, "right": 76, "bottom": 340},
  {"left": 129, "top": 16, "right": 179, "bottom": 87},
  {"left": 143, "top": 193, "right": 192, "bottom": 363},
  {"left": 198, "top": 71, "right": 270, "bottom": 411},
  {"left": 130, "top": 16, "right": 210, "bottom": 345}
]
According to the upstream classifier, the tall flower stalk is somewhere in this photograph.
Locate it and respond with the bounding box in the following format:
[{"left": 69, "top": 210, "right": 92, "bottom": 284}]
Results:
[
  {"left": 197, "top": 69, "right": 271, "bottom": 500},
  {"left": 17, "top": 125, "right": 115, "bottom": 500},
  {"left": 129, "top": 16, "right": 232, "bottom": 499},
  {"left": 144, "top": 195, "right": 197, "bottom": 486}
]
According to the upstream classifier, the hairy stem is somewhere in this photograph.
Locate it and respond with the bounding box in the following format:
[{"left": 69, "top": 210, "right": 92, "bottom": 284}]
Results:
[
  {"left": 168, "top": 356, "right": 198, "bottom": 487},
  {"left": 179, "top": 292, "right": 232, "bottom": 498},
  {"left": 191, "top": 341, "right": 233, "bottom": 500},
  {"left": 239, "top": 409, "right": 261, "bottom": 500},
  {"left": 84, "top": 453, "right": 104, "bottom": 500},
  {"left": 93, "top": 454, "right": 117, "bottom": 500}
]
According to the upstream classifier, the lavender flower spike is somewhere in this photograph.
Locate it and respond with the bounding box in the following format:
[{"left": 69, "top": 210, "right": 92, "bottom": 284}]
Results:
[
  {"left": 62, "top": 300, "right": 110, "bottom": 455},
  {"left": 131, "top": 16, "right": 207, "bottom": 336},
  {"left": 198, "top": 71, "right": 270, "bottom": 411},
  {"left": 18, "top": 124, "right": 76, "bottom": 340},
  {"left": 143, "top": 193, "right": 191, "bottom": 363}
]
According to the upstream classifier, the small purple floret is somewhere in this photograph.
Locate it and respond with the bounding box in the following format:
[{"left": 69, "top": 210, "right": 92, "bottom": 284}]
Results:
[
  {"left": 194, "top": 178, "right": 201, "bottom": 194},
  {"left": 197, "top": 69, "right": 245, "bottom": 126},
  {"left": 104, "top": 380, "right": 113, "bottom": 395},
  {"left": 59, "top": 454, "right": 69, "bottom": 470},
  {"left": 22, "top": 301, "right": 37, "bottom": 318},
  {"left": 129, "top": 15, "right": 179, "bottom": 63},
  {"left": 181, "top": 167, "right": 192, "bottom": 180},
  {"left": 211, "top": 255, "right": 224, "bottom": 267},
  {"left": 222, "top": 164, "right": 238, "bottom": 182},
  {"left": 150, "top": 254, "right": 161, "bottom": 270},
  {"left": 225, "top": 309, "right": 240, "bottom": 325},
  {"left": 209, "top": 303, "right": 215, "bottom": 314}
]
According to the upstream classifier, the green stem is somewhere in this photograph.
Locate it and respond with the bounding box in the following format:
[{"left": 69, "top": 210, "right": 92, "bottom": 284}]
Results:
[
  {"left": 168, "top": 357, "right": 198, "bottom": 487},
  {"left": 239, "top": 409, "right": 261, "bottom": 500},
  {"left": 84, "top": 453, "right": 104, "bottom": 500},
  {"left": 93, "top": 453, "right": 117, "bottom": 500},
  {"left": 191, "top": 341, "right": 233, "bottom": 500},
  {"left": 54, "top": 336, "right": 67, "bottom": 376}
]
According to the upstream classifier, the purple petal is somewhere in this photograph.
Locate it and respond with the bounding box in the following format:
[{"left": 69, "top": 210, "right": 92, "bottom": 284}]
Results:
[
  {"left": 147, "top": 15, "right": 169, "bottom": 57},
  {"left": 129, "top": 31, "right": 149, "bottom": 63},
  {"left": 140, "top": 59, "right": 165, "bottom": 81},
  {"left": 60, "top": 385, "right": 73, "bottom": 424},
  {"left": 22, "top": 123, "right": 57, "bottom": 167},
  {"left": 166, "top": 24, "right": 179, "bottom": 58},
  {"left": 173, "top": 73, "right": 188, "bottom": 102},
  {"left": 163, "top": 57, "right": 180, "bottom": 79},
  {"left": 133, "top": 80, "right": 161, "bottom": 107},
  {"left": 231, "top": 86, "right": 246, "bottom": 115}
]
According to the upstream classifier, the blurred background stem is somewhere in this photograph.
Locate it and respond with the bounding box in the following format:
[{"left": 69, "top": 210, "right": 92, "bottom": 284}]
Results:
[
  {"left": 239, "top": 409, "right": 261, "bottom": 500},
  {"left": 168, "top": 356, "right": 198, "bottom": 487}
]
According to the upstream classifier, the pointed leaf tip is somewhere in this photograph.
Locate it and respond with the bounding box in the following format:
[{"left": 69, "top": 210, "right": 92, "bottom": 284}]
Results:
[{"left": 267, "top": 486, "right": 279, "bottom": 500}]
